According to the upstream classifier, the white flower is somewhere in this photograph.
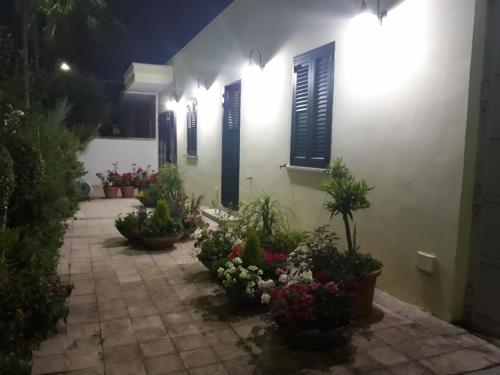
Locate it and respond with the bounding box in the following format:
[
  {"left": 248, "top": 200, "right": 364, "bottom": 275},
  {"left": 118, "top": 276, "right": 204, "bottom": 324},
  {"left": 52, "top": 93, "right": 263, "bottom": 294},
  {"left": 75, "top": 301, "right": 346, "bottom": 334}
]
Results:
[
  {"left": 233, "top": 257, "right": 243, "bottom": 265},
  {"left": 239, "top": 270, "right": 250, "bottom": 280},
  {"left": 217, "top": 267, "right": 224, "bottom": 276},
  {"left": 258, "top": 279, "right": 275, "bottom": 289},
  {"left": 261, "top": 293, "right": 271, "bottom": 304},
  {"left": 279, "top": 274, "right": 288, "bottom": 284},
  {"left": 248, "top": 265, "right": 258, "bottom": 272}
]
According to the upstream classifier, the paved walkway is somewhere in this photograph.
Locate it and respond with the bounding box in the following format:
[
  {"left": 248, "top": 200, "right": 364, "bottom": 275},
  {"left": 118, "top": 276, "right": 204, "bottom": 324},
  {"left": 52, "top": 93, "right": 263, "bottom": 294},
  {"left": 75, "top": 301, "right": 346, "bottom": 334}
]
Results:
[{"left": 32, "top": 199, "right": 500, "bottom": 375}]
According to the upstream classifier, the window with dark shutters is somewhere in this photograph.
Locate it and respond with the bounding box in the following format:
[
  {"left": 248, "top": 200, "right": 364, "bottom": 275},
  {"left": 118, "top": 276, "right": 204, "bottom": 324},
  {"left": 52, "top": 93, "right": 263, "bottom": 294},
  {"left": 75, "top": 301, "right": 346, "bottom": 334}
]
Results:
[
  {"left": 290, "top": 42, "right": 335, "bottom": 169},
  {"left": 186, "top": 99, "right": 198, "bottom": 156}
]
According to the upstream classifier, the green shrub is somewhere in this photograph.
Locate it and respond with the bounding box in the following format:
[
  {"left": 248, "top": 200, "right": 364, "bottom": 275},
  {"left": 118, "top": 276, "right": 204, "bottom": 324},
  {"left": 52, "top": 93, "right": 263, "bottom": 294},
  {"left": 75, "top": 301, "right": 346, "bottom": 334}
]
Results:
[
  {"left": 239, "top": 194, "right": 289, "bottom": 244},
  {"left": 141, "top": 165, "right": 183, "bottom": 210},
  {"left": 115, "top": 207, "right": 147, "bottom": 233},
  {"left": 142, "top": 200, "right": 182, "bottom": 238},
  {"left": 271, "top": 229, "right": 307, "bottom": 254},
  {"left": 196, "top": 221, "right": 235, "bottom": 266},
  {"left": 241, "top": 228, "right": 265, "bottom": 268}
]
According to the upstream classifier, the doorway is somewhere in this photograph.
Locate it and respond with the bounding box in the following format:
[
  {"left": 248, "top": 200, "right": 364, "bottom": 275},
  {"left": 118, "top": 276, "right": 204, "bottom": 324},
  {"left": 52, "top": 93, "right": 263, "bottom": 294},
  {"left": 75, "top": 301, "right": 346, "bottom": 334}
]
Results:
[
  {"left": 469, "top": 0, "right": 500, "bottom": 337},
  {"left": 158, "top": 111, "right": 177, "bottom": 167},
  {"left": 221, "top": 81, "right": 241, "bottom": 209}
]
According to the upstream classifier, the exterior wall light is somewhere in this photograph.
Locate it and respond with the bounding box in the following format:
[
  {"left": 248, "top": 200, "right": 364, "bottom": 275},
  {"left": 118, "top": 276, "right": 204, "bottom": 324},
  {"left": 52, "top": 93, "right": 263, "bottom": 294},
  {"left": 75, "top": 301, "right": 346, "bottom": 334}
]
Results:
[
  {"left": 165, "top": 95, "right": 178, "bottom": 111},
  {"left": 359, "top": 0, "right": 387, "bottom": 25},
  {"left": 194, "top": 77, "right": 208, "bottom": 98},
  {"left": 242, "top": 49, "right": 264, "bottom": 80}
]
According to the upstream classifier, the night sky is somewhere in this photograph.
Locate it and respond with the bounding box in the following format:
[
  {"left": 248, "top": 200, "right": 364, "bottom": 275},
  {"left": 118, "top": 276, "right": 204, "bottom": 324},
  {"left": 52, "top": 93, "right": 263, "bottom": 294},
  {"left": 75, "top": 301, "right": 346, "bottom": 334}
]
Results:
[{"left": 0, "top": 0, "right": 233, "bottom": 80}]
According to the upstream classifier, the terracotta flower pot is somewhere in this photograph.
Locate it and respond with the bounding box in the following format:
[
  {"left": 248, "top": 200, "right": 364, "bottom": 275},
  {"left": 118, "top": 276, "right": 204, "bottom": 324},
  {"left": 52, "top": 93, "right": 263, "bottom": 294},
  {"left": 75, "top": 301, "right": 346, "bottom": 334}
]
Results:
[
  {"left": 350, "top": 270, "right": 382, "bottom": 318},
  {"left": 120, "top": 186, "right": 135, "bottom": 198},
  {"left": 118, "top": 227, "right": 142, "bottom": 243},
  {"left": 278, "top": 325, "right": 349, "bottom": 350},
  {"left": 103, "top": 186, "right": 119, "bottom": 199},
  {"left": 182, "top": 226, "right": 197, "bottom": 240},
  {"left": 142, "top": 233, "right": 183, "bottom": 250}
]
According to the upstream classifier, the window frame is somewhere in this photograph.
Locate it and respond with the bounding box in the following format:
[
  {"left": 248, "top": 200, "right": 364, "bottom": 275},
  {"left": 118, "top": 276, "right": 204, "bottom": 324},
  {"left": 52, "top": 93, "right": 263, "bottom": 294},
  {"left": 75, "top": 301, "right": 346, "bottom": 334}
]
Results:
[{"left": 290, "top": 42, "right": 335, "bottom": 169}]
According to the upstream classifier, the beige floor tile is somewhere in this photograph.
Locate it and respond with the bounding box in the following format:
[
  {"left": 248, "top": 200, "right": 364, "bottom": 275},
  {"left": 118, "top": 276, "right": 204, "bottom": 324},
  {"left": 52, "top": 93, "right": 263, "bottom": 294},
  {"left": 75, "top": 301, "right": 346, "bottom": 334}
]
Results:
[
  {"left": 419, "top": 349, "right": 493, "bottom": 374},
  {"left": 100, "top": 318, "right": 136, "bottom": 348},
  {"left": 144, "top": 353, "right": 185, "bottom": 374},
  {"left": 179, "top": 347, "right": 220, "bottom": 368},
  {"left": 140, "top": 338, "right": 176, "bottom": 358}
]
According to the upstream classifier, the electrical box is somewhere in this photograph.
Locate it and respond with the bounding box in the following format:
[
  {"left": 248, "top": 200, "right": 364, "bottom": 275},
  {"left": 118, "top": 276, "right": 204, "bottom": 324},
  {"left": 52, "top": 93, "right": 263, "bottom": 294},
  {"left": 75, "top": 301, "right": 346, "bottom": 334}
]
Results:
[{"left": 417, "top": 251, "right": 436, "bottom": 274}]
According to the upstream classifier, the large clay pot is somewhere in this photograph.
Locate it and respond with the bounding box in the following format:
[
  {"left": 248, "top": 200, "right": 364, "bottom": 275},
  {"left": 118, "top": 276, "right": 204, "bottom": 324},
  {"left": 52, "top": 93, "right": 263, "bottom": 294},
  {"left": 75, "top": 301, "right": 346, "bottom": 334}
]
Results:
[
  {"left": 278, "top": 326, "right": 349, "bottom": 350},
  {"left": 350, "top": 270, "right": 382, "bottom": 318},
  {"left": 120, "top": 186, "right": 135, "bottom": 198},
  {"left": 118, "top": 227, "right": 142, "bottom": 243},
  {"left": 103, "top": 186, "right": 119, "bottom": 199},
  {"left": 142, "top": 233, "right": 183, "bottom": 250}
]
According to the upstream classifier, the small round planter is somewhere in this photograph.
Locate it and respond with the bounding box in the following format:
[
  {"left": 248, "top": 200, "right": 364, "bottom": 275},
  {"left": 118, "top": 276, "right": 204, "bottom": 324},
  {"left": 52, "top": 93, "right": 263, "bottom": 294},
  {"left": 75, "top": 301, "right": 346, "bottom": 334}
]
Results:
[
  {"left": 142, "top": 233, "right": 183, "bottom": 250},
  {"left": 182, "top": 226, "right": 196, "bottom": 240},
  {"left": 120, "top": 186, "right": 135, "bottom": 198},
  {"left": 278, "top": 325, "right": 349, "bottom": 350},
  {"left": 350, "top": 270, "right": 382, "bottom": 318},
  {"left": 103, "top": 186, "right": 119, "bottom": 199},
  {"left": 118, "top": 227, "right": 142, "bottom": 243}
]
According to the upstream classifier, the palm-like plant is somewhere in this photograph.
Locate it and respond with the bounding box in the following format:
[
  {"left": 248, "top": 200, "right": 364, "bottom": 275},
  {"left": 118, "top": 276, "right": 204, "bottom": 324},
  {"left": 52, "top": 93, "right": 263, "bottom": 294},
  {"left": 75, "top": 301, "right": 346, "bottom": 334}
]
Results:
[{"left": 322, "top": 158, "right": 373, "bottom": 254}]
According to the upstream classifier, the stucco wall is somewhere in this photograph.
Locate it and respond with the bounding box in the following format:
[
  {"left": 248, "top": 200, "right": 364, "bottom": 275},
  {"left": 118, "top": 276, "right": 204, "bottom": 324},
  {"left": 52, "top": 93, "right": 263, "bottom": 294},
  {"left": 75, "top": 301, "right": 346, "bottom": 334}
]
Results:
[
  {"left": 79, "top": 138, "right": 158, "bottom": 186},
  {"left": 165, "top": 0, "right": 477, "bottom": 320}
]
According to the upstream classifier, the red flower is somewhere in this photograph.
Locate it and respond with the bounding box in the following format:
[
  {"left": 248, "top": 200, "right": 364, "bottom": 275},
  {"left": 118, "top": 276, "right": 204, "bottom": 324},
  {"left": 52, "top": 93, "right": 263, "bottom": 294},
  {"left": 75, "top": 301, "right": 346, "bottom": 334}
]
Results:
[
  {"left": 228, "top": 246, "right": 242, "bottom": 260},
  {"left": 312, "top": 271, "right": 331, "bottom": 284},
  {"left": 345, "top": 279, "right": 360, "bottom": 291},
  {"left": 264, "top": 250, "right": 288, "bottom": 264}
]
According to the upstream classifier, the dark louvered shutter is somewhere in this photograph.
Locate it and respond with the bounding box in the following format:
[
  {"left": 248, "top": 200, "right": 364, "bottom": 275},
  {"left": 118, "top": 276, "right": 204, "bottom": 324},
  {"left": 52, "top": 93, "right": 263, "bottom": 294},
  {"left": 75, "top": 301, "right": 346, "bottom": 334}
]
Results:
[
  {"left": 221, "top": 81, "right": 241, "bottom": 209},
  {"left": 186, "top": 99, "right": 197, "bottom": 156},
  {"left": 291, "top": 42, "right": 335, "bottom": 168}
]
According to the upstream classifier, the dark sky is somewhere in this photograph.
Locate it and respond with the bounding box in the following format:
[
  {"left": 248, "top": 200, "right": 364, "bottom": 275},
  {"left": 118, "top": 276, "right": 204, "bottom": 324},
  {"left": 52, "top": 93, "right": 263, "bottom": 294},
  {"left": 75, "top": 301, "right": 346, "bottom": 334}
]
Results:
[{"left": 0, "top": 0, "right": 233, "bottom": 80}]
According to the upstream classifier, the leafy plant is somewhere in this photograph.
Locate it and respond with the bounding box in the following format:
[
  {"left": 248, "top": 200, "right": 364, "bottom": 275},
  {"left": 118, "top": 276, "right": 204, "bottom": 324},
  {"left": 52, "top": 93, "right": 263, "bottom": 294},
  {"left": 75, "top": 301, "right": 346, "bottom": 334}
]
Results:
[
  {"left": 271, "top": 229, "right": 307, "bottom": 254},
  {"left": 0, "top": 147, "right": 15, "bottom": 230},
  {"left": 115, "top": 207, "right": 147, "bottom": 233},
  {"left": 195, "top": 220, "right": 236, "bottom": 266},
  {"left": 241, "top": 228, "right": 265, "bottom": 268},
  {"left": 96, "top": 162, "right": 121, "bottom": 187},
  {"left": 142, "top": 200, "right": 182, "bottom": 238},
  {"left": 239, "top": 194, "right": 290, "bottom": 244},
  {"left": 322, "top": 157, "right": 373, "bottom": 254}
]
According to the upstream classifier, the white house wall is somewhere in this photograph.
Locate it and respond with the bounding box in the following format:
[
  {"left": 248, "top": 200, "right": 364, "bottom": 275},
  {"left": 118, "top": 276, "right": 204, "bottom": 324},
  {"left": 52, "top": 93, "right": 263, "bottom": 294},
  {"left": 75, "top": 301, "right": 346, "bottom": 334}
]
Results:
[
  {"left": 165, "top": 0, "right": 478, "bottom": 320},
  {"left": 79, "top": 138, "right": 158, "bottom": 186}
]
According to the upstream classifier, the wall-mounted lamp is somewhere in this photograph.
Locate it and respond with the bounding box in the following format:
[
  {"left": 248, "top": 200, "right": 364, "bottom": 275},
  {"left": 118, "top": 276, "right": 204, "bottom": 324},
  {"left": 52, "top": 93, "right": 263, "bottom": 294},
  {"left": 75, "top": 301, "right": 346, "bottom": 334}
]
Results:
[
  {"left": 359, "top": 0, "right": 387, "bottom": 25},
  {"left": 242, "top": 49, "right": 264, "bottom": 80},
  {"left": 165, "top": 94, "right": 178, "bottom": 111},
  {"left": 248, "top": 49, "right": 264, "bottom": 70},
  {"left": 194, "top": 77, "right": 208, "bottom": 98}
]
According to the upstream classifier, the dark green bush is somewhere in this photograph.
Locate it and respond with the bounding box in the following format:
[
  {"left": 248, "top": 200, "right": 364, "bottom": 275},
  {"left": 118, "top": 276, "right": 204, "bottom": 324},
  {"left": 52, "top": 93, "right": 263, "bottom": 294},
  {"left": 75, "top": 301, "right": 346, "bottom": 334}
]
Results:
[
  {"left": 0, "top": 95, "right": 83, "bottom": 374},
  {"left": 142, "top": 200, "right": 182, "bottom": 238},
  {"left": 0, "top": 146, "right": 15, "bottom": 229}
]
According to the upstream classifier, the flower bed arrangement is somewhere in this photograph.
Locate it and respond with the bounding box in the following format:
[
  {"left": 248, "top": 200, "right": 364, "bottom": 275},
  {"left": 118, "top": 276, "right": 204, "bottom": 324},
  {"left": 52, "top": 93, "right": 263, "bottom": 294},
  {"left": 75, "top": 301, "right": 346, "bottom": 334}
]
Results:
[
  {"left": 141, "top": 200, "right": 183, "bottom": 250},
  {"left": 192, "top": 160, "right": 383, "bottom": 348},
  {"left": 114, "top": 166, "right": 205, "bottom": 250}
]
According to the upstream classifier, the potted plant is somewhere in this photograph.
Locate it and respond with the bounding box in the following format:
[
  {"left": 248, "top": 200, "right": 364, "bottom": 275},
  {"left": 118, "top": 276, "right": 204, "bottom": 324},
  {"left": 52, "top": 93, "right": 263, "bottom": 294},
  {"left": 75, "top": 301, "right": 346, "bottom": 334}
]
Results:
[
  {"left": 215, "top": 229, "right": 275, "bottom": 308},
  {"left": 96, "top": 163, "right": 121, "bottom": 199},
  {"left": 181, "top": 194, "right": 204, "bottom": 239},
  {"left": 266, "top": 279, "right": 351, "bottom": 349},
  {"left": 141, "top": 199, "right": 183, "bottom": 250},
  {"left": 195, "top": 219, "right": 237, "bottom": 271},
  {"left": 132, "top": 164, "right": 158, "bottom": 191},
  {"left": 321, "top": 158, "right": 383, "bottom": 317},
  {"left": 115, "top": 207, "right": 147, "bottom": 242},
  {"left": 120, "top": 172, "right": 135, "bottom": 198}
]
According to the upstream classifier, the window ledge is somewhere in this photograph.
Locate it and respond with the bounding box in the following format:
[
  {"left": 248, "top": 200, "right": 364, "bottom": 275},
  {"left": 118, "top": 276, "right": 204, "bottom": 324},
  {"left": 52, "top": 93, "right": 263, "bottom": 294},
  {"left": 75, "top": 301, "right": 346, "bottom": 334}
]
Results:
[
  {"left": 285, "top": 164, "right": 327, "bottom": 173},
  {"left": 186, "top": 154, "right": 198, "bottom": 160}
]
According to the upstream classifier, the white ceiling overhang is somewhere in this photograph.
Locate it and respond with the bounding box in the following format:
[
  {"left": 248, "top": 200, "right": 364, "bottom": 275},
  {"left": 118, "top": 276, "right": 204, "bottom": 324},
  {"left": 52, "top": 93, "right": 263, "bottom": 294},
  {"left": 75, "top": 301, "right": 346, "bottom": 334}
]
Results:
[{"left": 123, "top": 63, "right": 173, "bottom": 94}]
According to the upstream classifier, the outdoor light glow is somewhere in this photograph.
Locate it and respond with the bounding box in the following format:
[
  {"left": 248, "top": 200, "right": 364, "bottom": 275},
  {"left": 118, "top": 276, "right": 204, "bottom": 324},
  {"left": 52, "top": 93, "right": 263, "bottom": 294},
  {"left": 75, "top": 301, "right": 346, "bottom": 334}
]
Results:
[
  {"left": 344, "top": 0, "right": 425, "bottom": 95},
  {"left": 194, "top": 85, "right": 208, "bottom": 99},
  {"left": 60, "top": 62, "right": 71, "bottom": 71},
  {"left": 165, "top": 99, "right": 178, "bottom": 111}
]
